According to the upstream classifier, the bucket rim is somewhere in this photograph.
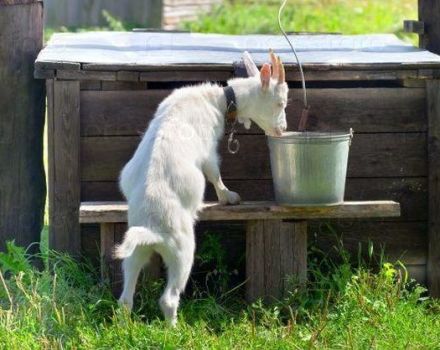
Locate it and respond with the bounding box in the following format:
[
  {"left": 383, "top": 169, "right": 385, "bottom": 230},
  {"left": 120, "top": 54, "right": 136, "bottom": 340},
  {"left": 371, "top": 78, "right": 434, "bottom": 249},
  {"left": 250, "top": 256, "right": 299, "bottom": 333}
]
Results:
[{"left": 267, "top": 130, "right": 353, "bottom": 143}]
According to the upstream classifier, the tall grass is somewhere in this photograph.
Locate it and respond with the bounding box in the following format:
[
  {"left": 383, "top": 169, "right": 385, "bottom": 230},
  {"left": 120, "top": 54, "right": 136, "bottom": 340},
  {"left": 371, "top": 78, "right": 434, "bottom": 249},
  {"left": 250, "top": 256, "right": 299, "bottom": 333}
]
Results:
[
  {"left": 183, "top": 0, "right": 418, "bottom": 43},
  {"left": 0, "top": 240, "right": 438, "bottom": 349}
]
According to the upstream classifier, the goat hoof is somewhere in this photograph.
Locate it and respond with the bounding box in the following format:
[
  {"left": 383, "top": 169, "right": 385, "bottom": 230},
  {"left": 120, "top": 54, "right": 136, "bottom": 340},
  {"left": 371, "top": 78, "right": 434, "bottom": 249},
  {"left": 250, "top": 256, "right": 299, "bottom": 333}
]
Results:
[
  {"left": 118, "top": 297, "right": 133, "bottom": 312},
  {"left": 220, "top": 191, "right": 241, "bottom": 205}
]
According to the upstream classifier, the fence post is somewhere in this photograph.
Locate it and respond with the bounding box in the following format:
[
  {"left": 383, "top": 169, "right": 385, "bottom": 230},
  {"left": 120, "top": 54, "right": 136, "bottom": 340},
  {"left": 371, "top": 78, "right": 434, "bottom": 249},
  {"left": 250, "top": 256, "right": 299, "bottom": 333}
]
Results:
[
  {"left": 0, "top": 0, "right": 45, "bottom": 255},
  {"left": 420, "top": 0, "right": 440, "bottom": 297}
]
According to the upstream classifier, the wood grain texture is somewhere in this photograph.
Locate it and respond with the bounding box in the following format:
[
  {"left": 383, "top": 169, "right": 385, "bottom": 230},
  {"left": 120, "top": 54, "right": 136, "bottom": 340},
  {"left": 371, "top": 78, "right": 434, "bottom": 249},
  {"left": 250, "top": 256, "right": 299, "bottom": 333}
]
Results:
[
  {"left": 80, "top": 133, "right": 427, "bottom": 181},
  {"left": 49, "top": 80, "right": 81, "bottom": 255},
  {"left": 427, "top": 79, "right": 440, "bottom": 297},
  {"left": 79, "top": 200, "right": 400, "bottom": 223},
  {"left": 140, "top": 70, "right": 232, "bottom": 82},
  {"left": 310, "top": 221, "right": 428, "bottom": 265},
  {"left": 80, "top": 88, "right": 426, "bottom": 136},
  {"left": 81, "top": 177, "right": 427, "bottom": 221},
  {"left": 0, "top": 2, "right": 45, "bottom": 254},
  {"left": 246, "top": 220, "right": 307, "bottom": 302},
  {"left": 100, "top": 223, "right": 115, "bottom": 282},
  {"left": 35, "top": 32, "right": 440, "bottom": 70},
  {"left": 0, "top": 0, "right": 41, "bottom": 5},
  {"left": 419, "top": 0, "right": 440, "bottom": 54},
  {"left": 57, "top": 70, "right": 116, "bottom": 81}
]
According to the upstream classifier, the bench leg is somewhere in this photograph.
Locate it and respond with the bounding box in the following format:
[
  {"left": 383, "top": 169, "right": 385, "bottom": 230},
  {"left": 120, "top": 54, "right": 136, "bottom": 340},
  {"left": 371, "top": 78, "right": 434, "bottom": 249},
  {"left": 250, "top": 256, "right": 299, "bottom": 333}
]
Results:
[
  {"left": 100, "top": 223, "right": 118, "bottom": 294},
  {"left": 246, "top": 220, "right": 307, "bottom": 302}
]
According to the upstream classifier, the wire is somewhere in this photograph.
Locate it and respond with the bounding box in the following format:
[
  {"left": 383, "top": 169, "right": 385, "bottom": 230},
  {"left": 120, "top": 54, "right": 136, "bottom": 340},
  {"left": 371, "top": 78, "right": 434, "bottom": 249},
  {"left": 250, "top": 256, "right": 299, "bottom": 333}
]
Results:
[{"left": 278, "top": 0, "right": 308, "bottom": 109}]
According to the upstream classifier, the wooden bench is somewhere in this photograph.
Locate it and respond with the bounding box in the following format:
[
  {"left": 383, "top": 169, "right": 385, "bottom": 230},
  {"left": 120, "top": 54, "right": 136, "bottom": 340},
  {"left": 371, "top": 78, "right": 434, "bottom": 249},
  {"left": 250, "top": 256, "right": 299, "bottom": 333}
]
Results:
[{"left": 80, "top": 200, "right": 400, "bottom": 302}]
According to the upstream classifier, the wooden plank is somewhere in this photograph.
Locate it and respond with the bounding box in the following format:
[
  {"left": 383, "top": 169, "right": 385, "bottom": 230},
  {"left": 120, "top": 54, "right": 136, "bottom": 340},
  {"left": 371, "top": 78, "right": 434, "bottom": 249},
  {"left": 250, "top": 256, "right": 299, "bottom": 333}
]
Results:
[
  {"left": 246, "top": 220, "right": 265, "bottom": 302},
  {"left": 419, "top": 0, "right": 440, "bottom": 54},
  {"left": 81, "top": 177, "right": 427, "bottom": 221},
  {"left": 246, "top": 220, "right": 307, "bottom": 302},
  {"left": 427, "top": 79, "right": 440, "bottom": 297},
  {"left": 80, "top": 81, "right": 101, "bottom": 91},
  {"left": 311, "top": 221, "right": 428, "bottom": 265},
  {"left": 36, "top": 33, "right": 440, "bottom": 71},
  {"left": 404, "top": 20, "right": 425, "bottom": 35},
  {"left": 100, "top": 223, "right": 115, "bottom": 282},
  {"left": 79, "top": 200, "right": 400, "bottom": 223},
  {"left": 0, "top": 0, "right": 41, "bottom": 5},
  {"left": 140, "top": 70, "right": 232, "bottom": 82},
  {"left": 57, "top": 70, "right": 116, "bottom": 81},
  {"left": 101, "top": 81, "right": 148, "bottom": 91},
  {"left": 80, "top": 88, "right": 427, "bottom": 136},
  {"left": 263, "top": 220, "right": 281, "bottom": 300},
  {"left": 80, "top": 133, "right": 427, "bottom": 181},
  {"left": 0, "top": 2, "right": 45, "bottom": 255},
  {"left": 49, "top": 80, "right": 81, "bottom": 255},
  {"left": 35, "top": 61, "right": 80, "bottom": 71},
  {"left": 34, "top": 68, "right": 55, "bottom": 79},
  {"left": 116, "top": 71, "right": 140, "bottom": 82}
]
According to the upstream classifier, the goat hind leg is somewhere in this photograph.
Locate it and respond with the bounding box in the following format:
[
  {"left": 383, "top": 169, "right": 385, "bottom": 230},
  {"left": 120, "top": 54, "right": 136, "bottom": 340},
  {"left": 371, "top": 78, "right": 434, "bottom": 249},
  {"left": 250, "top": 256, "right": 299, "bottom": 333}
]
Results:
[
  {"left": 119, "top": 246, "right": 153, "bottom": 311},
  {"left": 159, "top": 235, "right": 195, "bottom": 326}
]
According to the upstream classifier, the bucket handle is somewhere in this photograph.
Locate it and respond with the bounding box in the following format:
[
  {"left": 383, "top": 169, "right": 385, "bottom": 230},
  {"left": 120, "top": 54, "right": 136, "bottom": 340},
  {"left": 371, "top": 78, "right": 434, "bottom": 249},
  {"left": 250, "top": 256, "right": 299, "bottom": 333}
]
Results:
[{"left": 349, "top": 128, "right": 354, "bottom": 146}]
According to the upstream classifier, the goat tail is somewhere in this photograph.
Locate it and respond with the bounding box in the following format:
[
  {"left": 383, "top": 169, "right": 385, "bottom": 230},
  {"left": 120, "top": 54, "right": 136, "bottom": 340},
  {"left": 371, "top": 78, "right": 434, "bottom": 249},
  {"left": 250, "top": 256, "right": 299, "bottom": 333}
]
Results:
[{"left": 114, "top": 226, "right": 163, "bottom": 259}]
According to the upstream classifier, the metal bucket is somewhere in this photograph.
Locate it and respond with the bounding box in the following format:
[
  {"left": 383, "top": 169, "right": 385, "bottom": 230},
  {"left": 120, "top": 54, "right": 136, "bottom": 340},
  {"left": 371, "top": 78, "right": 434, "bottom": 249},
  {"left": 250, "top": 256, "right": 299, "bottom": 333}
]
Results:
[{"left": 267, "top": 131, "right": 353, "bottom": 206}]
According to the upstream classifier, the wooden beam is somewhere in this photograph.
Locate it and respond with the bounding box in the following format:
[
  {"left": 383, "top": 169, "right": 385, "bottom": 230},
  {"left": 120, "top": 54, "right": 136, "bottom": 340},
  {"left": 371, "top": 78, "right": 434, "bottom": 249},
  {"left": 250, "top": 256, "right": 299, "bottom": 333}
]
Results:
[
  {"left": 419, "top": 0, "right": 440, "bottom": 53},
  {"left": 49, "top": 80, "right": 81, "bottom": 255},
  {"left": 0, "top": 2, "right": 45, "bottom": 255},
  {"left": 427, "top": 79, "right": 440, "bottom": 297},
  {"left": 404, "top": 20, "right": 425, "bottom": 35},
  {"left": 79, "top": 201, "right": 401, "bottom": 224}
]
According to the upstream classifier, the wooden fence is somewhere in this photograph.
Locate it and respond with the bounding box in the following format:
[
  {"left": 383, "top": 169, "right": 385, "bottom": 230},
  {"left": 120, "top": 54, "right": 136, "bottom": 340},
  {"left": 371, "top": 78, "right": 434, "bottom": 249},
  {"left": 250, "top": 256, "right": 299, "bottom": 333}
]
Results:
[
  {"left": 43, "top": 0, "right": 221, "bottom": 29},
  {"left": 44, "top": 0, "right": 163, "bottom": 28}
]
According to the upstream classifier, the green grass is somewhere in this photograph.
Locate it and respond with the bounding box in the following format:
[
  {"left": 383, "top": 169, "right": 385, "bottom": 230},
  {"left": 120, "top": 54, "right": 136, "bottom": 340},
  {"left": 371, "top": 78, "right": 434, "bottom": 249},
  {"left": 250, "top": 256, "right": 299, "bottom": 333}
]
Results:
[
  {"left": 1, "top": 240, "right": 439, "bottom": 349},
  {"left": 183, "top": 0, "right": 418, "bottom": 43}
]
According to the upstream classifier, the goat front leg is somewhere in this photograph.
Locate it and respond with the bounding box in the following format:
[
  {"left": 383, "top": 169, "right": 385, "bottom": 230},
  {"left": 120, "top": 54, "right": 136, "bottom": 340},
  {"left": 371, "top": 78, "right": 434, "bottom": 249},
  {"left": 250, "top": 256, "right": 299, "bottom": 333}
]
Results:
[{"left": 203, "top": 156, "right": 241, "bottom": 205}]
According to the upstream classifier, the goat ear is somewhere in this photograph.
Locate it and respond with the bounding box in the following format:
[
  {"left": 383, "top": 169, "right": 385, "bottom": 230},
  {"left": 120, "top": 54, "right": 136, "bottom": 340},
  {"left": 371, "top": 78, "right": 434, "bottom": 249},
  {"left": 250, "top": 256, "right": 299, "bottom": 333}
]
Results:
[
  {"left": 242, "top": 51, "right": 259, "bottom": 77},
  {"left": 270, "top": 50, "right": 279, "bottom": 80},
  {"left": 278, "top": 56, "right": 286, "bottom": 84},
  {"left": 260, "top": 63, "right": 271, "bottom": 89}
]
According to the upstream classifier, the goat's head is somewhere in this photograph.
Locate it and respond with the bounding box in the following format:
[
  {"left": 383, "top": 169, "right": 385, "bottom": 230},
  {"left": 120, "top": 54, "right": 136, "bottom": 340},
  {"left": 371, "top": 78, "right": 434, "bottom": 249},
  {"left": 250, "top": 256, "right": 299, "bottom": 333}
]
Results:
[{"left": 233, "top": 50, "right": 288, "bottom": 137}]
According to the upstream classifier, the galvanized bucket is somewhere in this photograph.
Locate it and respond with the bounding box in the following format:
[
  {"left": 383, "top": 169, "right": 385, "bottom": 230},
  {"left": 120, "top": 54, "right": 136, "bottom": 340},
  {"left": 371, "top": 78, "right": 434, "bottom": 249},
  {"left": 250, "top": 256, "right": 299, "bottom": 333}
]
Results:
[{"left": 267, "top": 131, "right": 353, "bottom": 206}]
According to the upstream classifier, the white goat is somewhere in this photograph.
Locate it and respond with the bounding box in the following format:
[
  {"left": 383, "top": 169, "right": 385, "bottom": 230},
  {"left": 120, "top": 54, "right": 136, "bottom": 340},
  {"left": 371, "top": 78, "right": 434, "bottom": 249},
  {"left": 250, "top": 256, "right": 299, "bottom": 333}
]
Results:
[{"left": 115, "top": 51, "right": 288, "bottom": 326}]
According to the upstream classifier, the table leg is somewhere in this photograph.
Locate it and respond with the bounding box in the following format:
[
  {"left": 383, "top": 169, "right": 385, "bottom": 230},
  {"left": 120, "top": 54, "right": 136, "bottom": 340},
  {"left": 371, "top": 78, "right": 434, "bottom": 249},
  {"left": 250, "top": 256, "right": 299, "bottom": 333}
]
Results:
[{"left": 246, "top": 219, "right": 307, "bottom": 302}]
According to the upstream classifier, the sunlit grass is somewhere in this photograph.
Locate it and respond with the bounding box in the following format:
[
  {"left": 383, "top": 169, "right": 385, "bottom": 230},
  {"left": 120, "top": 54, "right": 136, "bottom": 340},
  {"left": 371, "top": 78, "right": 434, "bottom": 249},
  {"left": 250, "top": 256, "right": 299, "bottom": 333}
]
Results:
[
  {"left": 0, "top": 241, "right": 439, "bottom": 349},
  {"left": 183, "top": 0, "right": 418, "bottom": 44}
]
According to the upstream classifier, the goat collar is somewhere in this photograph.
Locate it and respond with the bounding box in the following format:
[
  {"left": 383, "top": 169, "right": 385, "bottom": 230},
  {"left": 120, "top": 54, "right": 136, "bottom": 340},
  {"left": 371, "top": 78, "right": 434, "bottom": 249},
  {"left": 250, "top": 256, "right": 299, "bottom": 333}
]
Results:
[{"left": 223, "top": 86, "right": 237, "bottom": 123}]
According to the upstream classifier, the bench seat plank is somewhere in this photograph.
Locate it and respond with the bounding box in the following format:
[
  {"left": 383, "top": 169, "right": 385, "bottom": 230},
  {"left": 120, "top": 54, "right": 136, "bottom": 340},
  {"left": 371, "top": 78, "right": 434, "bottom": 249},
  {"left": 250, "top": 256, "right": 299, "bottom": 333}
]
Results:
[{"left": 79, "top": 200, "right": 400, "bottom": 224}]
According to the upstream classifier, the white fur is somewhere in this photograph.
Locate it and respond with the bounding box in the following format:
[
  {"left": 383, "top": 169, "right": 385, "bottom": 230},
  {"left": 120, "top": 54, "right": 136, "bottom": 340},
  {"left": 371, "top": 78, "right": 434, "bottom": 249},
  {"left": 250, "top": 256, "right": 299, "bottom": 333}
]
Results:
[{"left": 115, "top": 52, "right": 288, "bottom": 326}]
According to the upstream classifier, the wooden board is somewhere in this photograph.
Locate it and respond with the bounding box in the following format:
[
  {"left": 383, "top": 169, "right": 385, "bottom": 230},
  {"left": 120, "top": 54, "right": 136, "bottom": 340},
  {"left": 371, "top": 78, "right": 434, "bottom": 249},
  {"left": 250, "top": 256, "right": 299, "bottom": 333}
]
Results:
[
  {"left": 80, "top": 133, "right": 427, "bottom": 181},
  {"left": 81, "top": 177, "right": 427, "bottom": 221},
  {"left": 419, "top": 0, "right": 440, "bottom": 55},
  {"left": 49, "top": 80, "right": 81, "bottom": 255},
  {"left": 246, "top": 220, "right": 307, "bottom": 302},
  {"left": 0, "top": 0, "right": 41, "bottom": 5},
  {"left": 35, "top": 32, "right": 440, "bottom": 71},
  {"left": 79, "top": 200, "right": 400, "bottom": 223},
  {"left": 427, "top": 80, "right": 440, "bottom": 297},
  {"left": 80, "top": 88, "right": 427, "bottom": 136},
  {"left": 310, "top": 221, "right": 427, "bottom": 265},
  {"left": 0, "top": 2, "right": 45, "bottom": 254}
]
